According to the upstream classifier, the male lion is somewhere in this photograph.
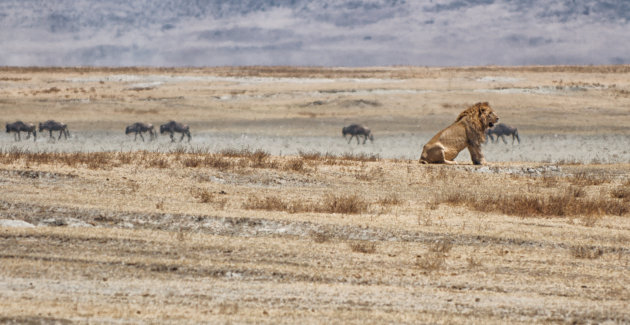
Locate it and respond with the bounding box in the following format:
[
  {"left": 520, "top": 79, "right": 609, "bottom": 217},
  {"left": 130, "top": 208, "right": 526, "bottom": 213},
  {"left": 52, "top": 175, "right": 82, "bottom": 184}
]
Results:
[{"left": 420, "top": 102, "right": 499, "bottom": 165}]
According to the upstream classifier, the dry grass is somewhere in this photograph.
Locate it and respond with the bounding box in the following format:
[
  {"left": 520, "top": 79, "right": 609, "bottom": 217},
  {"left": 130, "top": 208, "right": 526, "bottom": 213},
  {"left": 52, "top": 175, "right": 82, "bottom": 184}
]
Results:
[
  {"left": 429, "top": 238, "right": 453, "bottom": 253},
  {"left": 283, "top": 158, "right": 307, "bottom": 172},
  {"left": 4, "top": 65, "right": 630, "bottom": 78},
  {"left": 569, "top": 170, "right": 611, "bottom": 186},
  {"left": 1, "top": 66, "right": 630, "bottom": 323},
  {"left": 0, "top": 148, "right": 374, "bottom": 173},
  {"left": 2, "top": 149, "right": 627, "bottom": 220},
  {"left": 416, "top": 252, "right": 447, "bottom": 272},
  {"left": 611, "top": 186, "right": 630, "bottom": 201},
  {"left": 322, "top": 194, "right": 369, "bottom": 214},
  {"left": 377, "top": 193, "right": 403, "bottom": 206},
  {"left": 571, "top": 245, "right": 604, "bottom": 259},
  {"left": 435, "top": 179, "right": 629, "bottom": 218},
  {"left": 1, "top": 151, "right": 629, "bottom": 324},
  {"left": 348, "top": 240, "right": 377, "bottom": 254},
  {"left": 310, "top": 230, "right": 333, "bottom": 243},
  {"left": 243, "top": 193, "right": 369, "bottom": 215}
]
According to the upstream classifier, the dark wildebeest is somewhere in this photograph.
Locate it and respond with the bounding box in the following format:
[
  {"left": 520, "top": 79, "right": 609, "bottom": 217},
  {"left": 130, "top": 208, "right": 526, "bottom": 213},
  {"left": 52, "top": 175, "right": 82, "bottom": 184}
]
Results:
[
  {"left": 125, "top": 122, "right": 156, "bottom": 141},
  {"left": 486, "top": 123, "right": 520, "bottom": 144},
  {"left": 5, "top": 121, "right": 37, "bottom": 141},
  {"left": 342, "top": 124, "right": 374, "bottom": 144},
  {"left": 38, "top": 120, "right": 70, "bottom": 140},
  {"left": 160, "top": 121, "right": 191, "bottom": 142}
]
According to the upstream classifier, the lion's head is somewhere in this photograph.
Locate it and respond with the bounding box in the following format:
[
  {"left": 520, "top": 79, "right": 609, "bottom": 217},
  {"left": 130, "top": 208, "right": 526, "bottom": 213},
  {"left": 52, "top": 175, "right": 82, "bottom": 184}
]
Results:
[{"left": 456, "top": 102, "right": 499, "bottom": 131}]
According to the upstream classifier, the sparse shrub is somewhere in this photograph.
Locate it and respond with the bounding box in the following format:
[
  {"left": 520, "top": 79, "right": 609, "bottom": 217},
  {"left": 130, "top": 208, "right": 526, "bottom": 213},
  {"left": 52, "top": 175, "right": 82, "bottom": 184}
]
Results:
[
  {"left": 418, "top": 212, "right": 432, "bottom": 226},
  {"left": 416, "top": 252, "right": 446, "bottom": 272},
  {"left": 436, "top": 186, "right": 629, "bottom": 218},
  {"left": 299, "top": 150, "right": 324, "bottom": 160},
  {"left": 242, "top": 196, "right": 288, "bottom": 211},
  {"left": 569, "top": 171, "right": 610, "bottom": 186},
  {"left": 322, "top": 194, "right": 368, "bottom": 214},
  {"left": 571, "top": 245, "right": 604, "bottom": 259},
  {"left": 249, "top": 149, "right": 270, "bottom": 168},
  {"left": 580, "top": 215, "right": 599, "bottom": 227},
  {"left": 126, "top": 180, "right": 140, "bottom": 194},
  {"left": 117, "top": 152, "right": 134, "bottom": 164},
  {"left": 467, "top": 255, "right": 482, "bottom": 268},
  {"left": 182, "top": 157, "right": 201, "bottom": 168},
  {"left": 86, "top": 152, "right": 112, "bottom": 170},
  {"left": 310, "top": 230, "right": 332, "bottom": 243},
  {"left": 176, "top": 229, "right": 188, "bottom": 242},
  {"left": 242, "top": 194, "right": 368, "bottom": 215},
  {"left": 429, "top": 239, "right": 453, "bottom": 253},
  {"left": 426, "top": 202, "right": 439, "bottom": 210},
  {"left": 217, "top": 148, "right": 278, "bottom": 169},
  {"left": 377, "top": 193, "right": 402, "bottom": 206},
  {"left": 354, "top": 172, "right": 372, "bottom": 181},
  {"left": 567, "top": 186, "right": 586, "bottom": 198},
  {"left": 218, "top": 148, "right": 245, "bottom": 157},
  {"left": 147, "top": 157, "right": 169, "bottom": 168},
  {"left": 217, "top": 302, "right": 239, "bottom": 315},
  {"left": 203, "top": 155, "right": 232, "bottom": 170},
  {"left": 348, "top": 240, "right": 377, "bottom": 254},
  {"left": 191, "top": 188, "right": 213, "bottom": 203},
  {"left": 611, "top": 186, "right": 630, "bottom": 201},
  {"left": 284, "top": 158, "right": 305, "bottom": 172},
  {"left": 340, "top": 152, "right": 379, "bottom": 162}
]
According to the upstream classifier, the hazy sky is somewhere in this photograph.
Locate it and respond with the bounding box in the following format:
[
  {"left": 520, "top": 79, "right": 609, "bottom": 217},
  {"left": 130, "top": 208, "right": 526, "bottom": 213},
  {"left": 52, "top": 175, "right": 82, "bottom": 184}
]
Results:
[{"left": 1, "top": 0, "right": 629, "bottom": 66}]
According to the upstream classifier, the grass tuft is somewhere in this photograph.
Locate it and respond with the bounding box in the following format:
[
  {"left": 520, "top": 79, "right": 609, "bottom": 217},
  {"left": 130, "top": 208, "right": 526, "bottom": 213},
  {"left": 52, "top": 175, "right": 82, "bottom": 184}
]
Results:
[
  {"left": 571, "top": 245, "right": 604, "bottom": 259},
  {"left": 348, "top": 241, "right": 377, "bottom": 254}
]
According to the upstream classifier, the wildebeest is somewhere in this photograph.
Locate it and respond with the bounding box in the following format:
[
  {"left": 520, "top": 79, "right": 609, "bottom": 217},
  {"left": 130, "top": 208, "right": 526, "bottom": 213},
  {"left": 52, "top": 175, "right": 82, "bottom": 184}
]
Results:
[
  {"left": 342, "top": 124, "right": 374, "bottom": 144},
  {"left": 159, "top": 120, "right": 191, "bottom": 142},
  {"left": 5, "top": 121, "right": 37, "bottom": 141},
  {"left": 125, "top": 122, "right": 156, "bottom": 141},
  {"left": 38, "top": 120, "right": 70, "bottom": 140},
  {"left": 486, "top": 123, "right": 520, "bottom": 144}
]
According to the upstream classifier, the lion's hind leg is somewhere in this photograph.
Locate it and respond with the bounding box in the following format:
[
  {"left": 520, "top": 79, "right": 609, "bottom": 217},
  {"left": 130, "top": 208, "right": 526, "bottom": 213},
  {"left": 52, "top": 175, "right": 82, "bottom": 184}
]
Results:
[{"left": 421, "top": 144, "right": 457, "bottom": 165}]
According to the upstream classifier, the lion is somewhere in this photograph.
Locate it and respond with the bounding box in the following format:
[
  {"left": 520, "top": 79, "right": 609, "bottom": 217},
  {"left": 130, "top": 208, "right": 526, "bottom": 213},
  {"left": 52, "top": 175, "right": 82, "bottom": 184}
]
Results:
[{"left": 420, "top": 102, "right": 499, "bottom": 165}]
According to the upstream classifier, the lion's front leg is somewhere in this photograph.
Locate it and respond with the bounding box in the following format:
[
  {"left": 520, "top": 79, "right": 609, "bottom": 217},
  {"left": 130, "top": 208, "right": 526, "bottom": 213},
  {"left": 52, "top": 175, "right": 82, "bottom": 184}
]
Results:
[{"left": 468, "top": 144, "right": 486, "bottom": 165}]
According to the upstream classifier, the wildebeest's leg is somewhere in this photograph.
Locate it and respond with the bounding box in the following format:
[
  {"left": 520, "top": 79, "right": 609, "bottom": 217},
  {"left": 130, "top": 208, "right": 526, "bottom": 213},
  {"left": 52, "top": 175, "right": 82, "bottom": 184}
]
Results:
[
  {"left": 57, "top": 130, "right": 63, "bottom": 140},
  {"left": 499, "top": 134, "right": 507, "bottom": 144},
  {"left": 170, "top": 132, "right": 175, "bottom": 142},
  {"left": 14, "top": 131, "right": 20, "bottom": 141},
  {"left": 49, "top": 130, "right": 54, "bottom": 139},
  {"left": 186, "top": 131, "right": 191, "bottom": 142},
  {"left": 355, "top": 135, "right": 360, "bottom": 144},
  {"left": 347, "top": 135, "right": 353, "bottom": 144},
  {"left": 362, "top": 135, "right": 367, "bottom": 144},
  {"left": 179, "top": 132, "right": 185, "bottom": 142},
  {"left": 139, "top": 132, "right": 145, "bottom": 142}
]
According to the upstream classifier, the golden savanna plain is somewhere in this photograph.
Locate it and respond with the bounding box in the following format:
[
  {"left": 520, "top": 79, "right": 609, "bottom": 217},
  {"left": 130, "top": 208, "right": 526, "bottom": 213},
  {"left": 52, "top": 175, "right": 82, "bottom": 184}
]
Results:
[{"left": 0, "top": 66, "right": 629, "bottom": 324}]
